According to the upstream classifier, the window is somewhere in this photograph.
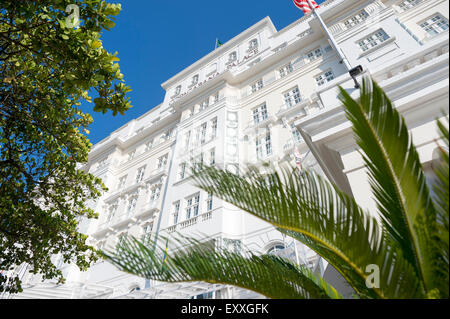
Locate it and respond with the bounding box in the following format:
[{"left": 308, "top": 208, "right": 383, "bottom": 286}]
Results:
[
  {"left": 200, "top": 122, "right": 207, "bottom": 144},
  {"left": 256, "top": 131, "right": 272, "bottom": 159},
  {"left": 193, "top": 153, "right": 204, "bottom": 170},
  {"left": 191, "top": 74, "right": 199, "bottom": 86},
  {"left": 200, "top": 98, "right": 209, "bottom": 111},
  {"left": 150, "top": 185, "right": 161, "bottom": 203},
  {"left": 117, "top": 233, "right": 127, "bottom": 247},
  {"left": 209, "top": 148, "right": 216, "bottom": 165},
  {"left": 183, "top": 131, "right": 191, "bottom": 150},
  {"left": 206, "top": 193, "right": 213, "bottom": 212},
  {"left": 144, "top": 139, "right": 154, "bottom": 152},
  {"left": 175, "top": 85, "right": 182, "bottom": 95},
  {"left": 283, "top": 86, "right": 302, "bottom": 108},
  {"left": 136, "top": 166, "right": 146, "bottom": 183},
  {"left": 251, "top": 79, "right": 264, "bottom": 93},
  {"left": 211, "top": 117, "right": 218, "bottom": 139},
  {"left": 172, "top": 201, "right": 180, "bottom": 225},
  {"left": 358, "top": 30, "right": 390, "bottom": 52},
  {"left": 142, "top": 223, "right": 153, "bottom": 242},
  {"left": 126, "top": 197, "right": 138, "bottom": 215},
  {"left": 194, "top": 292, "right": 214, "bottom": 300},
  {"left": 398, "top": 0, "right": 421, "bottom": 11},
  {"left": 267, "top": 244, "right": 286, "bottom": 255},
  {"left": 127, "top": 150, "right": 136, "bottom": 162},
  {"left": 161, "top": 128, "right": 173, "bottom": 142},
  {"left": 291, "top": 124, "right": 302, "bottom": 143},
  {"left": 343, "top": 10, "right": 369, "bottom": 29},
  {"left": 178, "top": 162, "right": 187, "bottom": 180},
  {"left": 252, "top": 103, "right": 268, "bottom": 124},
  {"left": 194, "top": 126, "right": 201, "bottom": 147},
  {"left": 249, "top": 38, "right": 258, "bottom": 50},
  {"left": 157, "top": 154, "right": 168, "bottom": 169},
  {"left": 117, "top": 175, "right": 127, "bottom": 190},
  {"left": 228, "top": 51, "right": 237, "bottom": 62},
  {"left": 315, "top": 70, "right": 335, "bottom": 86},
  {"left": 107, "top": 202, "right": 118, "bottom": 222},
  {"left": 279, "top": 63, "right": 293, "bottom": 78},
  {"left": 187, "top": 107, "right": 194, "bottom": 118},
  {"left": 306, "top": 47, "right": 322, "bottom": 62},
  {"left": 213, "top": 92, "right": 219, "bottom": 104},
  {"left": 419, "top": 14, "right": 449, "bottom": 37},
  {"left": 186, "top": 193, "right": 200, "bottom": 219}
]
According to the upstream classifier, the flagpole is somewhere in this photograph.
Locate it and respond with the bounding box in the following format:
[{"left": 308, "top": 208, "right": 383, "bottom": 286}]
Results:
[{"left": 306, "top": 0, "right": 352, "bottom": 71}]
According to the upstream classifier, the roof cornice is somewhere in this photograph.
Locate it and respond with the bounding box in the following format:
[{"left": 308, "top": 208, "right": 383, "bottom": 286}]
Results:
[{"left": 161, "top": 16, "right": 277, "bottom": 90}]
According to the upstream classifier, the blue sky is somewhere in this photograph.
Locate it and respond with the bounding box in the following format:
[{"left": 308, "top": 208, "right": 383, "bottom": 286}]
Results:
[{"left": 82, "top": 0, "right": 325, "bottom": 145}]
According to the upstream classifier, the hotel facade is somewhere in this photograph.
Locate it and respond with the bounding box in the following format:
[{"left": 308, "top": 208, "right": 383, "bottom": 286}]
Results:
[{"left": 5, "top": 0, "right": 449, "bottom": 299}]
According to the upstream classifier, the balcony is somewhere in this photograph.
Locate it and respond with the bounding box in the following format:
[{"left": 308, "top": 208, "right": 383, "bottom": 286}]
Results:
[
  {"left": 243, "top": 115, "right": 276, "bottom": 135},
  {"left": 136, "top": 200, "right": 160, "bottom": 220},
  {"left": 276, "top": 98, "right": 310, "bottom": 119},
  {"left": 147, "top": 166, "right": 169, "bottom": 182},
  {"left": 94, "top": 211, "right": 136, "bottom": 237},
  {"left": 163, "top": 210, "right": 215, "bottom": 234},
  {"left": 179, "top": 216, "right": 198, "bottom": 229}
]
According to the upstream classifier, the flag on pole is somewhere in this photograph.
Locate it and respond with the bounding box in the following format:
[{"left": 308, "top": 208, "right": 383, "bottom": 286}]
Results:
[
  {"left": 293, "top": 146, "right": 303, "bottom": 171},
  {"left": 160, "top": 237, "right": 169, "bottom": 272},
  {"left": 215, "top": 38, "right": 223, "bottom": 49},
  {"left": 162, "top": 237, "right": 169, "bottom": 265},
  {"left": 293, "top": 0, "right": 320, "bottom": 15}
]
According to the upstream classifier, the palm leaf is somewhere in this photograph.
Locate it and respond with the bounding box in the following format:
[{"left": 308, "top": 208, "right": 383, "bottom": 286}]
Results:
[
  {"left": 337, "top": 77, "right": 438, "bottom": 293},
  {"left": 101, "top": 234, "right": 343, "bottom": 299},
  {"left": 430, "top": 117, "right": 449, "bottom": 297},
  {"left": 191, "top": 164, "right": 423, "bottom": 298}
]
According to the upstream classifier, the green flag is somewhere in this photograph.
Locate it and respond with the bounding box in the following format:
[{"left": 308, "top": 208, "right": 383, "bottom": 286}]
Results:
[{"left": 215, "top": 38, "right": 223, "bottom": 49}]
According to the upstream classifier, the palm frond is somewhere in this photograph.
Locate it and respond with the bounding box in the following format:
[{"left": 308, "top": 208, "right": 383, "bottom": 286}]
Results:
[
  {"left": 338, "top": 77, "right": 437, "bottom": 292},
  {"left": 192, "top": 164, "right": 424, "bottom": 298},
  {"left": 430, "top": 116, "right": 449, "bottom": 297},
  {"left": 101, "top": 234, "right": 343, "bottom": 299}
]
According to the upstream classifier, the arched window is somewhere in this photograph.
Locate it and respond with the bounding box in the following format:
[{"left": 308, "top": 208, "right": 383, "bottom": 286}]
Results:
[{"left": 267, "top": 244, "right": 285, "bottom": 255}]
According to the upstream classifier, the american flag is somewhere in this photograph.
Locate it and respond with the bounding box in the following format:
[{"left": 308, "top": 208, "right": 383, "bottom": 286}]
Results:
[{"left": 293, "top": 0, "right": 320, "bottom": 15}]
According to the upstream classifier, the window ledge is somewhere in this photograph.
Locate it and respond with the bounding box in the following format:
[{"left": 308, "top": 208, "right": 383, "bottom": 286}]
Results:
[{"left": 358, "top": 36, "right": 397, "bottom": 58}]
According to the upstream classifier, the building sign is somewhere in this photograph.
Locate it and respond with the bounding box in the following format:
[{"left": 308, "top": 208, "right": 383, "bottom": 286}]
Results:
[{"left": 169, "top": 48, "right": 259, "bottom": 105}]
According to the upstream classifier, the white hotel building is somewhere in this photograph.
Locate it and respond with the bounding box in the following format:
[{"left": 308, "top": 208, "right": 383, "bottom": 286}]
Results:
[{"left": 7, "top": 0, "right": 449, "bottom": 299}]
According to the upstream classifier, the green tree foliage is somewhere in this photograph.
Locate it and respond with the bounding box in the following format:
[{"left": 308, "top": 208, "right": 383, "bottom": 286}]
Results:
[
  {"left": 103, "top": 78, "right": 448, "bottom": 299},
  {"left": 0, "top": 0, "right": 131, "bottom": 293}
]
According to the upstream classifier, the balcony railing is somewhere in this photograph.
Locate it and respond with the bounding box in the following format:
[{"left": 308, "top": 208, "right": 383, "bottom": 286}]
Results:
[
  {"left": 164, "top": 209, "right": 216, "bottom": 234},
  {"left": 96, "top": 208, "right": 141, "bottom": 234},
  {"left": 244, "top": 115, "right": 276, "bottom": 133},
  {"left": 276, "top": 98, "right": 310, "bottom": 119},
  {"left": 137, "top": 200, "right": 161, "bottom": 219},
  {"left": 180, "top": 216, "right": 198, "bottom": 229}
]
